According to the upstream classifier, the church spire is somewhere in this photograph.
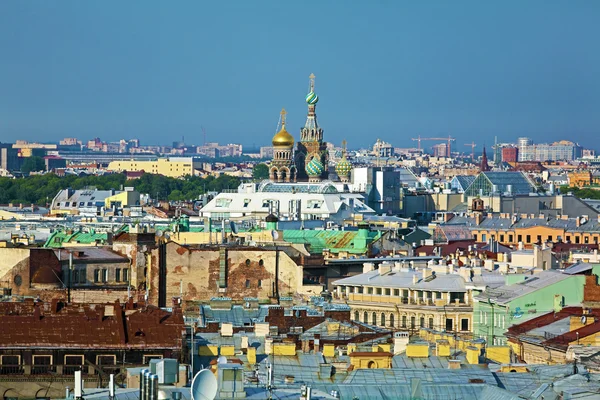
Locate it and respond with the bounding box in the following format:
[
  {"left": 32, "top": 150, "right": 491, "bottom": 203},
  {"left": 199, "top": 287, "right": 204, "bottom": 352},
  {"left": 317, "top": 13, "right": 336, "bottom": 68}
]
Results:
[
  {"left": 480, "top": 146, "right": 490, "bottom": 172},
  {"left": 303, "top": 73, "right": 320, "bottom": 137}
]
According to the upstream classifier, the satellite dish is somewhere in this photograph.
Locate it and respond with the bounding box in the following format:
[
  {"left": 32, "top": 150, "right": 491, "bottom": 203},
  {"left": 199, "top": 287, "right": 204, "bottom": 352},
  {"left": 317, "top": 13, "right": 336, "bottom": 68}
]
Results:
[
  {"left": 230, "top": 221, "right": 238, "bottom": 234},
  {"left": 217, "top": 355, "right": 227, "bottom": 365},
  {"left": 271, "top": 230, "right": 279, "bottom": 240},
  {"left": 294, "top": 310, "right": 301, "bottom": 318},
  {"left": 245, "top": 302, "right": 250, "bottom": 308},
  {"left": 191, "top": 369, "right": 218, "bottom": 400},
  {"left": 164, "top": 232, "right": 171, "bottom": 240},
  {"left": 156, "top": 230, "right": 163, "bottom": 237},
  {"left": 581, "top": 315, "right": 587, "bottom": 324}
]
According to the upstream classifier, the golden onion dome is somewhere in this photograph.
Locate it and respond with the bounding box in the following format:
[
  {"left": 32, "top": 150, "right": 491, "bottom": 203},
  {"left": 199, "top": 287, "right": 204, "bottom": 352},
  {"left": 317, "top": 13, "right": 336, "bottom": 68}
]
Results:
[{"left": 272, "top": 124, "right": 295, "bottom": 147}]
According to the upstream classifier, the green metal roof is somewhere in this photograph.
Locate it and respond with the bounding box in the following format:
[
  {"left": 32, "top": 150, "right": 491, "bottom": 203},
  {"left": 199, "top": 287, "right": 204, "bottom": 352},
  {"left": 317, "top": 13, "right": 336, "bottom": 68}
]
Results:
[
  {"left": 283, "top": 229, "right": 380, "bottom": 254},
  {"left": 44, "top": 230, "right": 109, "bottom": 248}
]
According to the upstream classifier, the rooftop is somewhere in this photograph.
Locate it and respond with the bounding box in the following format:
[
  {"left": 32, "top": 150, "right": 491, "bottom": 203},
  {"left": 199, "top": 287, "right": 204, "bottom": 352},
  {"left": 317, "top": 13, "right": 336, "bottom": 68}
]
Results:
[
  {"left": 474, "top": 270, "right": 575, "bottom": 305},
  {"left": 333, "top": 268, "right": 468, "bottom": 292}
]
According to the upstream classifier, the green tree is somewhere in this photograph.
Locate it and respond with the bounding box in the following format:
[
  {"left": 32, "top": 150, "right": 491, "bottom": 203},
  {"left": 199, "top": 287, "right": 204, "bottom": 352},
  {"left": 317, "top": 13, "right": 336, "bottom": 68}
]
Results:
[
  {"left": 252, "top": 163, "right": 270, "bottom": 181},
  {"left": 21, "top": 156, "right": 46, "bottom": 174}
]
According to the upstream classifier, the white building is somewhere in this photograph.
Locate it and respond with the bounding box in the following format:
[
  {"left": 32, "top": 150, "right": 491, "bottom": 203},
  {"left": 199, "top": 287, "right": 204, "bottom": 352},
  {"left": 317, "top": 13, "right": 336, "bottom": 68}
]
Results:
[{"left": 199, "top": 181, "right": 374, "bottom": 223}]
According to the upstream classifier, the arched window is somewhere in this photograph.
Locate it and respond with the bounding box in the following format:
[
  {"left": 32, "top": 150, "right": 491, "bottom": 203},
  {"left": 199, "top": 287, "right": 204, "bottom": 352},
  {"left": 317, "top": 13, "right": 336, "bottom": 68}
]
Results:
[
  {"left": 420, "top": 317, "right": 425, "bottom": 327},
  {"left": 402, "top": 315, "right": 407, "bottom": 328},
  {"left": 363, "top": 311, "right": 368, "bottom": 323},
  {"left": 380, "top": 313, "right": 386, "bottom": 326},
  {"left": 389, "top": 314, "right": 395, "bottom": 327},
  {"left": 372, "top": 312, "right": 377, "bottom": 325},
  {"left": 429, "top": 318, "right": 434, "bottom": 329},
  {"left": 354, "top": 311, "right": 359, "bottom": 321}
]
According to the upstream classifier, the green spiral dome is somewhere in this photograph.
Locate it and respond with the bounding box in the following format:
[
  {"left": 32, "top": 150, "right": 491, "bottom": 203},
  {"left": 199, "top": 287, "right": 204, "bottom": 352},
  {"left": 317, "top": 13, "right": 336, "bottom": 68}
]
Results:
[
  {"left": 306, "top": 156, "right": 325, "bottom": 176},
  {"left": 305, "top": 91, "right": 319, "bottom": 105}
]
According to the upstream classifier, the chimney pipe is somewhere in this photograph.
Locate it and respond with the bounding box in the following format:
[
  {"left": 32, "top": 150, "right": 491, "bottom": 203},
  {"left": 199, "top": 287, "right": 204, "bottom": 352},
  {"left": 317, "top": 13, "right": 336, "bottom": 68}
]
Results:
[
  {"left": 139, "top": 369, "right": 149, "bottom": 400},
  {"left": 109, "top": 374, "right": 115, "bottom": 399},
  {"left": 149, "top": 374, "right": 159, "bottom": 400}
]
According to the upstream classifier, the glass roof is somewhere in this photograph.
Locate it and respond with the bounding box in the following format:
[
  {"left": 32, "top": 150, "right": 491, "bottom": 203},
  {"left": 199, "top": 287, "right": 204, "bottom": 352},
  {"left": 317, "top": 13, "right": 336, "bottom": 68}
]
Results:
[{"left": 258, "top": 180, "right": 339, "bottom": 194}]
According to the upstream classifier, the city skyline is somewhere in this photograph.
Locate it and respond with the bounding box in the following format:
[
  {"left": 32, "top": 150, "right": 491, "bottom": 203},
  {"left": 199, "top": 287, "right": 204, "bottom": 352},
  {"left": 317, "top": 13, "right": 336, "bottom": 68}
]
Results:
[{"left": 1, "top": 1, "right": 599, "bottom": 149}]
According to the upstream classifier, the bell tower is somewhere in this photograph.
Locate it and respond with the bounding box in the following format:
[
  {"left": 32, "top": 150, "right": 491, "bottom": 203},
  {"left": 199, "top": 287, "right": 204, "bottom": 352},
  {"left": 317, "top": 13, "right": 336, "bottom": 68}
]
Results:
[{"left": 296, "top": 73, "right": 329, "bottom": 182}]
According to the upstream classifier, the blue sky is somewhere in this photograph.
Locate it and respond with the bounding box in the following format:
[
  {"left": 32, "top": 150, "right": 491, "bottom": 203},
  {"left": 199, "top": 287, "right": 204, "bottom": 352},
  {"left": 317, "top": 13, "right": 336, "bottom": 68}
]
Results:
[{"left": 0, "top": 1, "right": 599, "bottom": 151}]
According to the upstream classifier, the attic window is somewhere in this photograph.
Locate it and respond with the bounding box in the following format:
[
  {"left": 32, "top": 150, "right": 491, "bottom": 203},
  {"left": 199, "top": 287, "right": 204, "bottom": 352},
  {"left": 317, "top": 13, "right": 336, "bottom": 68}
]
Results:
[
  {"left": 135, "top": 330, "right": 146, "bottom": 337},
  {"left": 243, "top": 199, "right": 251, "bottom": 208}
]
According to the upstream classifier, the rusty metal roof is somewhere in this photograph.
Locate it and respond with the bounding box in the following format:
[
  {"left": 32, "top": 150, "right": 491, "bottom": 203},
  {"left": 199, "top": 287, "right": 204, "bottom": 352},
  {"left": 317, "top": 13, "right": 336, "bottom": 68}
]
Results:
[{"left": 0, "top": 299, "right": 184, "bottom": 349}]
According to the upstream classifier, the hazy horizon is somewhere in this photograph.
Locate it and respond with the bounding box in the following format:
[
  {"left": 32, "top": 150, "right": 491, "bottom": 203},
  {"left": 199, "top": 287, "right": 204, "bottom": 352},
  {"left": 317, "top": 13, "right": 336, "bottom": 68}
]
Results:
[{"left": 1, "top": 1, "right": 599, "bottom": 150}]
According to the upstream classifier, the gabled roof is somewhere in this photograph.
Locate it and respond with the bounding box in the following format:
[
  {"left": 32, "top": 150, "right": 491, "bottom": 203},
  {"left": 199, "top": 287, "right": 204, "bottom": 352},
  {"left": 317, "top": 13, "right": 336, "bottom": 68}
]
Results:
[{"left": 451, "top": 175, "right": 476, "bottom": 192}]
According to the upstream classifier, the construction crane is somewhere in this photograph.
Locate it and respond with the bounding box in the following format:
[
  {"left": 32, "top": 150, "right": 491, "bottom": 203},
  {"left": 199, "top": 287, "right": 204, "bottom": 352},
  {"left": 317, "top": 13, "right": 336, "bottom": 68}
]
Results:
[
  {"left": 464, "top": 142, "right": 477, "bottom": 161},
  {"left": 411, "top": 135, "right": 456, "bottom": 157}
]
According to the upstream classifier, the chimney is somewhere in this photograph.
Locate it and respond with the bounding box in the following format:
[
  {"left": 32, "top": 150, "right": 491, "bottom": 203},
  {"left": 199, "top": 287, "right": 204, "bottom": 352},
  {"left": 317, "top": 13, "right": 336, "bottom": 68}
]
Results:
[
  {"left": 518, "top": 242, "right": 524, "bottom": 250},
  {"left": 422, "top": 268, "right": 433, "bottom": 280},
  {"left": 448, "top": 360, "right": 461, "bottom": 370},
  {"left": 363, "top": 263, "right": 375, "bottom": 274},
  {"left": 474, "top": 213, "right": 483, "bottom": 226},
  {"left": 413, "top": 274, "right": 419, "bottom": 284},
  {"left": 577, "top": 218, "right": 581, "bottom": 227}
]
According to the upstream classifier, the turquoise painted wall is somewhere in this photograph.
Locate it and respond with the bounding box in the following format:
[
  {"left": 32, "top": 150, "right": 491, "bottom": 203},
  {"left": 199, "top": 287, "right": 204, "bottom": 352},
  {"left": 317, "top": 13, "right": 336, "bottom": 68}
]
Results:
[{"left": 473, "top": 275, "right": 585, "bottom": 345}]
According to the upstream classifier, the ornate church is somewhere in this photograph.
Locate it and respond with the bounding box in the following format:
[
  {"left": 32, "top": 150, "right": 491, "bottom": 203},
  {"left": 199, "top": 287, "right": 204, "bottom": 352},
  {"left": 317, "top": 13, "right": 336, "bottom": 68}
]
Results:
[{"left": 269, "top": 73, "right": 350, "bottom": 184}]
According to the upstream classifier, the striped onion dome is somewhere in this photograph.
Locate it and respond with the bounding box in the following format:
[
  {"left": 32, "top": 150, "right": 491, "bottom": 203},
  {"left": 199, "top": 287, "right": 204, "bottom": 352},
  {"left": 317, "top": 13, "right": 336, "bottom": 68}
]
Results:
[
  {"left": 306, "top": 156, "right": 325, "bottom": 177},
  {"left": 305, "top": 91, "right": 319, "bottom": 105}
]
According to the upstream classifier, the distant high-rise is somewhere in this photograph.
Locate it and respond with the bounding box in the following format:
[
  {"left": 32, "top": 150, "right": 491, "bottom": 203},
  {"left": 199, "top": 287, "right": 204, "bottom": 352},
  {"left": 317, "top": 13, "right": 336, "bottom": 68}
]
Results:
[
  {"left": 502, "top": 147, "right": 518, "bottom": 163},
  {"left": 517, "top": 137, "right": 582, "bottom": 162}
]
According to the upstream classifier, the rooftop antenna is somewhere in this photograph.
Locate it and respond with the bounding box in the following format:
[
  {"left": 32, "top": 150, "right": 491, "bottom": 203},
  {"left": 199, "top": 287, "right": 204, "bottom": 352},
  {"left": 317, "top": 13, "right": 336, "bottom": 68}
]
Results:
[{"left": 201, "top": 126, "right": 207, "bottom": 146}]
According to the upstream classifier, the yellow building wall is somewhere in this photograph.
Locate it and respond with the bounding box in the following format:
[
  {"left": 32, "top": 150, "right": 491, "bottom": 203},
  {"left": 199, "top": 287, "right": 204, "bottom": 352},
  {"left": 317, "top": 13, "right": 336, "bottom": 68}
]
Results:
[
  {"left": 372, "top": 344, "right": 391, "bottom": 353},
  {"left": 486, "top": 346, "right": 511, "bottom": 364},
  {"left": 198, "top": 345, "right": 219, "bottom": 356},
  {"left": 349, "top": 355, "right": 392, "bottom": 369},
  {"left": 220, "top": 345, "right": 235, "bottom": 356},
  {"left": 247, "top": 347, "right": 256, "bottom": 364},
  {"left": 406, "top": 344, "right": 429, "bottom": 358},
  {"left": 466, "top": 347, "right": 480, "bottom": 364},
  {"left": 436, "top": 341, "right": 450, "bottom": 357},
  {"left": 273, "top": 343, "right": 296, "bottom": 356},
  {"left": 107, "top": 158, "right": 195, "bottom": 178},
  {"left": 500, "top": 365, "right": 529, "bottom": 373},
  {"left": 104, "top": 191, "right": 135, "bottom": 208},
  {"left": 323, "top": 344, "right": 335, "bottom": 357}
]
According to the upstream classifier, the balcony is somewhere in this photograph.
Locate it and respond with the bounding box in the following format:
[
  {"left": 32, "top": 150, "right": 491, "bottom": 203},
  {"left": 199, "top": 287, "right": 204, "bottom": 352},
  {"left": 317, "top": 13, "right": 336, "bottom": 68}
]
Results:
[
  {"left": 0, "top": 365, "right": 24, "bottom": 375},
  {"left": 64, "top": 365, "right": 86, "bottom": 375},
  {"left": 32, "top": 364, "right": 56, "bottom": 375}
]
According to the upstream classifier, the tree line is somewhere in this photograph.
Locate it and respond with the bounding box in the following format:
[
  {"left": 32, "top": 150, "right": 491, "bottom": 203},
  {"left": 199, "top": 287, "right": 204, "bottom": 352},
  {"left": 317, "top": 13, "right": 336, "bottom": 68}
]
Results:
[{"left": 0, "top": 173, "right": 242, "bottom": 205}]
